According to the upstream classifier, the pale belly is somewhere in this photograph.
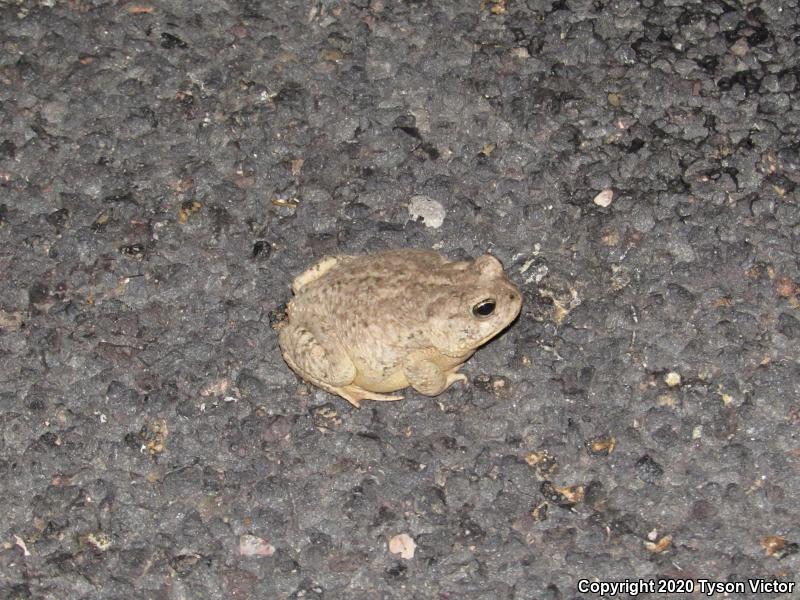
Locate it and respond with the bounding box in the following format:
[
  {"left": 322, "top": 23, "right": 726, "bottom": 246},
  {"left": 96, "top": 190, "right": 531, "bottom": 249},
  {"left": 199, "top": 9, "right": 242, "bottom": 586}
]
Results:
[
  {"left": 351, "top": 350, "right": 473, "bottom": 393},
  {"left": 352, "top": 369, "right": 410, "bottom": 393}
]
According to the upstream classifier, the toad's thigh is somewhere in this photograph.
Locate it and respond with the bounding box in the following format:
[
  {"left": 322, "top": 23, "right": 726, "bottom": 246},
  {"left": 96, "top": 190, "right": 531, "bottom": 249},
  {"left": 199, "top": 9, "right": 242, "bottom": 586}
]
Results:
[{"left": 278, "top": 323, "right": 356, "bottom": 387}]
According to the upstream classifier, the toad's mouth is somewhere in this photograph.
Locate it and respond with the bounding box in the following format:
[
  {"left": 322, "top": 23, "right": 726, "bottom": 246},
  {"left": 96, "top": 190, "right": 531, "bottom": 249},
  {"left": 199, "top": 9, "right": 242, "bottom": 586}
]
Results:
[
  {"left": 476, "top": 309, "right": 522, "bottom": 346},
  {"left": 441, "top": 316, "right": 521, "bottom": 357},
  {"left": 475, "top": 326, "right": 510, "bottom": 348}
]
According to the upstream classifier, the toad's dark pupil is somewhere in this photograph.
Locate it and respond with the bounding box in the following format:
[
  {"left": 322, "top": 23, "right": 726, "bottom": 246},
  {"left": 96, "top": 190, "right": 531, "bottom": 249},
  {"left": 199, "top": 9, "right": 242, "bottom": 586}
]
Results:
[{"left": 473, "top": 299, "right": 496, "bottom": 317}]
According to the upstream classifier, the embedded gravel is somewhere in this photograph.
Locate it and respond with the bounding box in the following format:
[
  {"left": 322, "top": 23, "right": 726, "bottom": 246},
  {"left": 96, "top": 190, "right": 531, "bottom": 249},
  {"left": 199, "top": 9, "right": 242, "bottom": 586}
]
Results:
[{"left": 1, "top": 0, "right": 799, "bottom": 598}]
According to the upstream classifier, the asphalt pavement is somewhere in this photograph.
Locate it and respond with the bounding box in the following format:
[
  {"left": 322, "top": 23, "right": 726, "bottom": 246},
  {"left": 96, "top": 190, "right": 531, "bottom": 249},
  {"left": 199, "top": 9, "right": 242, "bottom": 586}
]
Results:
[{"left": 0, "top": 0, "right": 798, "bottom": 598}]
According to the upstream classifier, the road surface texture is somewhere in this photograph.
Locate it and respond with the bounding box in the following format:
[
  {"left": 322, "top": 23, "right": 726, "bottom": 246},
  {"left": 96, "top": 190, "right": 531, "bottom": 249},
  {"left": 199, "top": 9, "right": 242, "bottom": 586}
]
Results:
[{"left": 1, "top": 0, "right": 798, "bottom": 598}]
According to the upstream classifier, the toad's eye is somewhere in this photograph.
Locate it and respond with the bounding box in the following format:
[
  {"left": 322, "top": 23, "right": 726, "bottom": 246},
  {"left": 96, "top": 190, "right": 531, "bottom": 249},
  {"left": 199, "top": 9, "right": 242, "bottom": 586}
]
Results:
[{"left": 472, "top": 298, "right": 496, "bottom": 318}]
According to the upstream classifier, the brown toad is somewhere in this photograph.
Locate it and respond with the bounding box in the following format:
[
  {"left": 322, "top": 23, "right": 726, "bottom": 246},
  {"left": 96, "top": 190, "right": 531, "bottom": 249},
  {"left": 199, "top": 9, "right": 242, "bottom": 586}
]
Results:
[{"left": 278, "top": 249, "right": 522, "bottom": 407}]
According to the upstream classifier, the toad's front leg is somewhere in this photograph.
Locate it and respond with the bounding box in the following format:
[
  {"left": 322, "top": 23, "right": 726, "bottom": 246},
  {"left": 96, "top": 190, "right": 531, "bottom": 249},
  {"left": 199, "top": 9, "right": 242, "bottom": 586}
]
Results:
[{"left": 403, "top": 350, "right": 468, "bottom": 397}]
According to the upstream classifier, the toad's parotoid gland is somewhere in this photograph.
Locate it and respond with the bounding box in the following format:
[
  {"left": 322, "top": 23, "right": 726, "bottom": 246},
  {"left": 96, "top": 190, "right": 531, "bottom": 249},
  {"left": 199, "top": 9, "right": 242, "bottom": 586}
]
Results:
[{"left": 278, "top": 249, "right": 522, "bottom": 407}]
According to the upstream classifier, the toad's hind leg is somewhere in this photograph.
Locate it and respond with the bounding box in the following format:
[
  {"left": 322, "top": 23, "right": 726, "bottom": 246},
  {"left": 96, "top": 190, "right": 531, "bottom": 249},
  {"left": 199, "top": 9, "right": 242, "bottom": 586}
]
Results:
[
  {"left": 278, "top": 324, "right": 402, "bottom": 408},
  {"left": 278, "top": 322, "right": 356, "bottom": 388}
]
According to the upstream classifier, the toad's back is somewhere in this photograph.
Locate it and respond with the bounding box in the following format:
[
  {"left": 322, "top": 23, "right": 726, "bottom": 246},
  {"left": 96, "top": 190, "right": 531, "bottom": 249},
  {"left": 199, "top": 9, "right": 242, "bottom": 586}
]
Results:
[{"left": 288, "top": 249, "right": 470, "bottom": 360}]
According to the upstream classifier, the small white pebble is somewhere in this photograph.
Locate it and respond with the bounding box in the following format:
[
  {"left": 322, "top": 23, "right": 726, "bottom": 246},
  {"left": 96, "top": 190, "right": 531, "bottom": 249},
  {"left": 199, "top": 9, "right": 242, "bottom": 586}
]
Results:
[
  {"left": 593, "top": 188, "right": 614, "bottom": 207},
  {"left": 239, "top": 535, "right": 275, "bottom": 557},
  {"left": 664, "top": 371, "right": 681, "bottom": 387},
  {"left": 408, "top": 195, "right": 445, "bottom": 229},
  {"left": 389, "top": 533, "right": 416, "bottom": 559},
  {"left": 14, "top": 535, "right": 31, "bottom": 557}
]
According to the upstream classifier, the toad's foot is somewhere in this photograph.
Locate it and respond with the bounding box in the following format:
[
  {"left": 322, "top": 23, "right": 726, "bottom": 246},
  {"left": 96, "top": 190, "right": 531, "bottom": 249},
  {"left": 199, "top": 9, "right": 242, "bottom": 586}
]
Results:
[
  {"left": 291, "top": 256, "right": 340, "bottom": 293},
  {"left": 334, "top": 385, "right": 404, "bottom": 409},
  {"left": 445, "top": 372, "right": 468, "bottom": 388}
]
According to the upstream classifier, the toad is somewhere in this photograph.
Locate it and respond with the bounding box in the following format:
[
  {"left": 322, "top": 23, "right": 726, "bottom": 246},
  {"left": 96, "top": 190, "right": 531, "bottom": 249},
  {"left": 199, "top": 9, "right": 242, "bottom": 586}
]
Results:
[{"left": 278, "top": 249, "right": 522, "bottom": 407}]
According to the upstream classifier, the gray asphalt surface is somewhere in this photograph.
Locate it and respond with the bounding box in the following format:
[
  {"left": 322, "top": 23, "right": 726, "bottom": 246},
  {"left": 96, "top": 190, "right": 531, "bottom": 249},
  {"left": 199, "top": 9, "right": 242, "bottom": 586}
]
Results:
[{"left": 1, "top": 0, "right": 799, "bottom": 598}]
